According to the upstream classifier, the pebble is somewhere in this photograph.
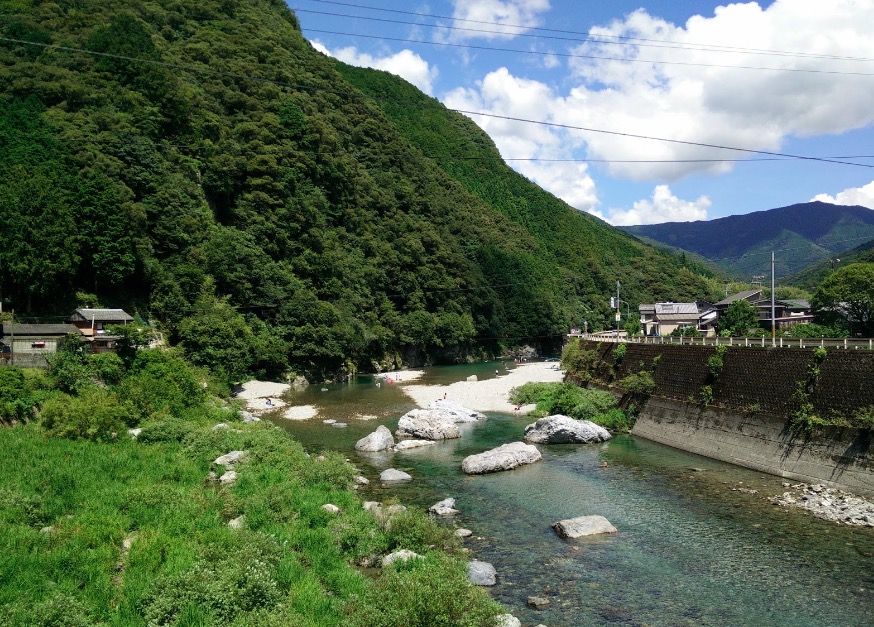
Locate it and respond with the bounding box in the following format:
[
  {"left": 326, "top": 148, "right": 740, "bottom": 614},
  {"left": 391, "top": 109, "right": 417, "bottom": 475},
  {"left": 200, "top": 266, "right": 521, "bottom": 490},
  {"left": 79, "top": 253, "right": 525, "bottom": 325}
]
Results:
[{"left": 771, "top": 483, "right": 874, "bottom": 527}]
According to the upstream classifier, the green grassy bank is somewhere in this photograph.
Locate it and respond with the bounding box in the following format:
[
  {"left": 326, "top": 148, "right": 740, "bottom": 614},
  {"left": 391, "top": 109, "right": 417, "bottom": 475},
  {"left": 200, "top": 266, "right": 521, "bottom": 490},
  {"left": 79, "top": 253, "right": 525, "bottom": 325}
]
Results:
[{"left": 0, "top": 343, "right": 501, "bottom": 625}]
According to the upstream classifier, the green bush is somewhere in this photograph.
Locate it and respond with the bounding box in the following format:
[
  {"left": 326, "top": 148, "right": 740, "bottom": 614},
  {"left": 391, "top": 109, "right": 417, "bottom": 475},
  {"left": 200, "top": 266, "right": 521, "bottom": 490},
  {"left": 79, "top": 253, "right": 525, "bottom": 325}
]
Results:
[
  {"left": 707, "top": 345, "right": 728, "bottom": 381},
  {"left": 786, "top": 323, "right": 848, "bottom": 339},
  {"left": 700, "top": 385, "right": 714, "bottom": 405},
  {"left": 343, "top": 553, "right": 501, "bottom": 627},
  {"left": 593, "top": 408, "right": 634, "bottom": 432},
  {"left": 40, "top": 386, "right": 135, "bottom": 441},
  {"left": 118, "top": 349, "right": 206, "bottom": 421},
  {"left": 561, "top": 340, "right": 601, "bottom": 383},
  {"left": 618, "top": 371, "right": 655, "bottom": 395},
  {"left": 511, "top": 382, "right": 617, "bottom": 420},
  {"left": 612, "top": 343, "right": 627, "bottom": 364}
]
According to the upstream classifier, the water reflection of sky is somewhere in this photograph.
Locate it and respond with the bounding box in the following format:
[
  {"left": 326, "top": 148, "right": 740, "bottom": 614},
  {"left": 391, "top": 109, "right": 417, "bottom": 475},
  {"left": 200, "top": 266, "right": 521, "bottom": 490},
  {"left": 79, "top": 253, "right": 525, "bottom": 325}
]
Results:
[{"left": 272, "top": 364, "right": 874, "bottom": 627}]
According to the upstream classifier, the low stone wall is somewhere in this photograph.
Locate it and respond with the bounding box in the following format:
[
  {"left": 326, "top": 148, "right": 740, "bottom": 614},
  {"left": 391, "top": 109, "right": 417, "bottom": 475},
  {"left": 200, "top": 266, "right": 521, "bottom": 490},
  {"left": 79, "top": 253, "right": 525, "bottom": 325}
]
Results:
[
  {"left": 0, "top": 353, "right": 49, "bottom": 368},
  {"left": 632, "top": 397, "right": 874, "bottom": 497}
]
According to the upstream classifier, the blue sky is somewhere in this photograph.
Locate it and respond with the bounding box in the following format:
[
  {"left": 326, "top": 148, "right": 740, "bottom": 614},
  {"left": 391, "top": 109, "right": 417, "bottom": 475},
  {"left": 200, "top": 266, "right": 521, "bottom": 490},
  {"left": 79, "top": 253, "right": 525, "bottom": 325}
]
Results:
[{"left": 293, "top": 0, "right": 874, "bottom": 228}]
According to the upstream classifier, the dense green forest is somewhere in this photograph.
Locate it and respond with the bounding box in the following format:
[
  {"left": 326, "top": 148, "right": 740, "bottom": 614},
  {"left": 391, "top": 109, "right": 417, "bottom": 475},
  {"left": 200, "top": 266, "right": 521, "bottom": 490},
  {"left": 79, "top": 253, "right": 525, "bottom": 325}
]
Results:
[{"left": 0, "top": 0, "right": 716, "bottom": 380}]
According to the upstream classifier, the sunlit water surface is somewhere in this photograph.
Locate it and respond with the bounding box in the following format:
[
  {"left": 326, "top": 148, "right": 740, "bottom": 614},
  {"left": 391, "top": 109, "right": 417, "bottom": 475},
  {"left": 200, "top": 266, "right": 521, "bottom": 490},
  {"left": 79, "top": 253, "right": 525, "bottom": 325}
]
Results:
[{"left": 272, "top": 363, "right": 874, "bottom": 627}]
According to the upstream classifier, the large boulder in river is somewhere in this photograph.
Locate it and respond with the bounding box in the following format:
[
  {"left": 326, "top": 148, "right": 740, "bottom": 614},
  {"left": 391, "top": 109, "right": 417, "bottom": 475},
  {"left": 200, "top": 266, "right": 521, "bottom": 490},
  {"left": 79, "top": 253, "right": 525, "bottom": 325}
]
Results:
[
  {"left": 380, "top": 468, "right": 412, "bottom": 482},
  {"left": 355, "top": 425, "right": 395, "bottom": 452},
  {"left": 429, "top": 399, "right": 486, "bottom": 423},
  {"left": 553, "top": 515, "right": 617, "bottom": 538},
  {"left": 461, "top": 442, "right": 541, "bottom": 475},
  {"left": 396, "top": 409, "right": 460, "bottom": 440},
  {"left": 467, "top": 560, "right": 497, "bottom": 586},
  {"left": 524, "top": 415, "right": 611, "bottom": 444}
]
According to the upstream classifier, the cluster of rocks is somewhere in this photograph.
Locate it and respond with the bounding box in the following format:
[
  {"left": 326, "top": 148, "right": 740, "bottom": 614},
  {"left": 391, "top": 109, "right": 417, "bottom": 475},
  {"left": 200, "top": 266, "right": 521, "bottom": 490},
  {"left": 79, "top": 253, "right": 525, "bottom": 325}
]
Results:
[
  {"left": 210, "top": 450, "right": 249, "bottom": 486},
  {"left": 770, "top": 482, "right": 874, "bottom": 527}
]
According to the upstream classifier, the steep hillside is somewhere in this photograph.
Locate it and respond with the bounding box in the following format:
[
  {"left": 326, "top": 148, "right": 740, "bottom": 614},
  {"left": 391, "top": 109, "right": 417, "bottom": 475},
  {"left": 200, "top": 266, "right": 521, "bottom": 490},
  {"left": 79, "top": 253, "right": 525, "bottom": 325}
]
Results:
[
  {"left": 786, "top": 238, "right": 874, "bottom": 290},
  {"left": 0, "top": 0, "right": 715, "bottom": 378},
  {"left": 621, "top": 202, "right": 874, "bottom": 280}
]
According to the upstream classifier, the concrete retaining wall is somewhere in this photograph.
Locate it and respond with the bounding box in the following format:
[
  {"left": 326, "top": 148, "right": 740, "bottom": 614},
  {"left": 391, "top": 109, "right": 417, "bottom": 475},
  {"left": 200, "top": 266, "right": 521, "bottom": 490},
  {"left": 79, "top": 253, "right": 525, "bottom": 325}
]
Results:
[
  {"left": 632, "top": 397, "right": 874, "bottom": 497},
  {"left": 568, "top": 340, "right": 874, "bottom": 496}
]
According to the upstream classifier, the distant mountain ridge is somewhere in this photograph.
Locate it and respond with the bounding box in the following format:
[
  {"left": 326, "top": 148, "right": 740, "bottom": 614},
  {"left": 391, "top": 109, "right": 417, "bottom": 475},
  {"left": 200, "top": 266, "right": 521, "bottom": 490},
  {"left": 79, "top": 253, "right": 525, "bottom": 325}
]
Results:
[{"left": 621, "top": 202, "right": 874, "bottom": 279}]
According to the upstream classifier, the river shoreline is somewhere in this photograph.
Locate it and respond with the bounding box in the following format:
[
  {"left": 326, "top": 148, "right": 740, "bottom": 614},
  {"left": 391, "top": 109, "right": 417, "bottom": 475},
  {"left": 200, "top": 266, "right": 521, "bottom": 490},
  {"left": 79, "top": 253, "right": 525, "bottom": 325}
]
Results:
[{"left": 399, "top": 361, "right": 565, "bottom": 413}]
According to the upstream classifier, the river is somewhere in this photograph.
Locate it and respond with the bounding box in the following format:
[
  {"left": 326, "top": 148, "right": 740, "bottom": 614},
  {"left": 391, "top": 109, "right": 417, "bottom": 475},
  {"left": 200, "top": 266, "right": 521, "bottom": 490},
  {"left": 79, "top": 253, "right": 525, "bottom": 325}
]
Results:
[{"left": 274, "top": 363, "right": 874, "bottom": 627}]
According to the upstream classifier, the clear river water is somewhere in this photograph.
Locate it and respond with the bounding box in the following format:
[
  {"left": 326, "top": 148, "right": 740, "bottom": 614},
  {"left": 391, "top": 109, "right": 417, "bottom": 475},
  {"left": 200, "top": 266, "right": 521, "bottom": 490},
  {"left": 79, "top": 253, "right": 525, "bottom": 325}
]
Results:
[{"left": 273, "top": 363, "right": 874, "bottom": 627}]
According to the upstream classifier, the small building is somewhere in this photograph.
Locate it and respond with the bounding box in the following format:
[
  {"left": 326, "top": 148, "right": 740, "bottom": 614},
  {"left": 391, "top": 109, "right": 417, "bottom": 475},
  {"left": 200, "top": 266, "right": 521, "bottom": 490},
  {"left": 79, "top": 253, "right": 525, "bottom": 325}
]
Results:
[
  {"left": 67, "top": 308, "right": 134, "bottom": 353},
  {"left": 0, "top": 323, "right": 80, "bottom": 365},
  {"left": 713, "top": 290, "right": 762, "bottom": 314},
  {"left": 751, "top": 298, "right": 813, "bottom": 331},
  {"left": 638, "top": 302, "right": 705, "bottom": 336}
]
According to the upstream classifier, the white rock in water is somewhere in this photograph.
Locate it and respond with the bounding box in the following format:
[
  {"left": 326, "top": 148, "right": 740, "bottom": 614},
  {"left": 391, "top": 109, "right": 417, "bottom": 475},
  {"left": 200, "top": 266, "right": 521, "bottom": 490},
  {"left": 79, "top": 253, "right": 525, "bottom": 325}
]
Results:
[
  {"left": 494, "top": 616, "right": 521, "bottom": 627},
  {"left": 355, "top": 425, "right": 395, "bottom": 452},
  {"left": 455, "top": 528, "right": 473, "bottom": 538},
  {"left": 354, "top": 475, "right": 370, "bottom": 485},
  {"left": 214, "top": 450, "right": 248, "bottom": 467},
  {"left": 396, "top": 409, "right": 460, "bottom": 440},
  {"left": 461, "top": 442, "right": 542, "bottom": 475},
  {"left": 380, "top": 468, "right": 413, "bottom": 482},
  {"left": 467, "top": 560, "right": 496, "bottom": 586},
  {"left": 553, "top": 515, "right": 617, "bottom": 538},
  {"left": 382, "top": 549, "right": 423, "bottom": 567},
  {"left": 429, "top": 497, "right": 460, "bottom": 516},
  {"left": 394, "top": 439, "right": 436, "bottom": 451},
  {"left": 428, "top": 400, "right": 486, "bottom": 423},
  {"left": 466, "top": 374, "right": 478, "bottom": 381},
  {"left": 524, "top": 415, "right": 611, "bottom": 444}
]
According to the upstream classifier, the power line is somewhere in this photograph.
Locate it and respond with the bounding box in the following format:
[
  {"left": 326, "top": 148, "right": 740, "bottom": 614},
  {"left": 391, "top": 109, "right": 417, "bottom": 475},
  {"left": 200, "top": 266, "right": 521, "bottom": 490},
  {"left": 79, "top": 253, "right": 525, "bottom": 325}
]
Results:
[
  {"left": 301, "top": 0, "right": 874, "bottom": 63},
  {"left": 454, "top": 110, "right": 874, "bottom": 168},
  {"left": 6, "top": 36, "right": 870, "bottom": 170},
  {"left": 41, "top": 135, "right": 874, "bottom": 164},
  {"left": 304, "top": 28, "right": 874, "bottom": 77}
]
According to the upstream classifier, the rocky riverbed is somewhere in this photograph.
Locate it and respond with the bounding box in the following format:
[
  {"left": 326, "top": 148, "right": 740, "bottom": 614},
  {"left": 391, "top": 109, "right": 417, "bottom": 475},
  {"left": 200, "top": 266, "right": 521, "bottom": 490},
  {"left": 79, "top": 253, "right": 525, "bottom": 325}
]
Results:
[{"left": 770, "top": 482, "right": 874, "bottom": 527}]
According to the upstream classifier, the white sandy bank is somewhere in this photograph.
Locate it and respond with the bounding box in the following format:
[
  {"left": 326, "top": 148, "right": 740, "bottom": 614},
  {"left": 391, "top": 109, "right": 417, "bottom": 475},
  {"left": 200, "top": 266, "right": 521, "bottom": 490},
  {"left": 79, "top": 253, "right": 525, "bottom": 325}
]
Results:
[{"left": 399, "top": 362, "right": 564, "bottom": 413}]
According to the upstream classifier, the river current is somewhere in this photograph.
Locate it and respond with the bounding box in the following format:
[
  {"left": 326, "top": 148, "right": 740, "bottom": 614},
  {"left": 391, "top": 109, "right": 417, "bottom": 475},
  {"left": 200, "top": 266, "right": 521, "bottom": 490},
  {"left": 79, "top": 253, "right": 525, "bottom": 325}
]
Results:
[{"left": 275, "top": 363, "right": 874, "bottom": 627}]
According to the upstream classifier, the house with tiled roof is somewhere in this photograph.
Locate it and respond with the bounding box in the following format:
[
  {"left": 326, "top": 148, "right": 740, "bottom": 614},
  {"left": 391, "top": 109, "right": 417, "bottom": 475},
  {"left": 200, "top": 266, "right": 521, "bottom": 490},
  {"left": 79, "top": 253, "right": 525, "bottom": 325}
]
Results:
[{"left": 67, "top": 308, "right": 134, "bottom": 352}]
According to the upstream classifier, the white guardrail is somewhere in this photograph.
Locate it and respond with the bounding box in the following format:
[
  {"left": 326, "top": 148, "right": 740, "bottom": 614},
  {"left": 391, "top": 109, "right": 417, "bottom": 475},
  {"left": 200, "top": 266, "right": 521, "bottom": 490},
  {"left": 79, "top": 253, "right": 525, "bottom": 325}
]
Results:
[{"left": 567, "top": 333, "right": 874, "bottom": 350}]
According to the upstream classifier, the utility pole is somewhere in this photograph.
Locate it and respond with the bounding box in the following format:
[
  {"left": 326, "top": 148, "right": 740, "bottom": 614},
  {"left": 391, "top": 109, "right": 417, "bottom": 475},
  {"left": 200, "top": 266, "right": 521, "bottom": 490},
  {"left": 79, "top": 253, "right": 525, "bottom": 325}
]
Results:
[
  {"left": 771, "top": 251, "right": 776, "bottom": 347},
  {"left": 9, "top": 309, "right": 13, "bottom": 366},
  {"left": 616, "top": 281, "right": 621, "bottom": 334}
]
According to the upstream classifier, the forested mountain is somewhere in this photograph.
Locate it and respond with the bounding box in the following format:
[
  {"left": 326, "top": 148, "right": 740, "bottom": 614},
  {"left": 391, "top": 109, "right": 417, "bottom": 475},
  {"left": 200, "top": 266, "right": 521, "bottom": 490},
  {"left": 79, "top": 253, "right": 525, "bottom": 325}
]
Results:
[
  {"left": 786, "top": 238, "right": 874, "bottom": 291},
  {"left": 621, "top": 202, "right": 874, "bottom": 280},
  {"left": 0, "top": 0, "right": 716, "bottom": 380}
]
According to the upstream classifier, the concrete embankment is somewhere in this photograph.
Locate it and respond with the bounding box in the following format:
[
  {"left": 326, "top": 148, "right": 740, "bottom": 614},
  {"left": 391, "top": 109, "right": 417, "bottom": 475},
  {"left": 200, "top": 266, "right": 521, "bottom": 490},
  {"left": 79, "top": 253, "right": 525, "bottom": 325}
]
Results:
[
  {"left": 571, "top": 340, "right": 874, "bottom": 498},
  {"left": 632, "top": 398, "right": 874, "bottom": 497}
]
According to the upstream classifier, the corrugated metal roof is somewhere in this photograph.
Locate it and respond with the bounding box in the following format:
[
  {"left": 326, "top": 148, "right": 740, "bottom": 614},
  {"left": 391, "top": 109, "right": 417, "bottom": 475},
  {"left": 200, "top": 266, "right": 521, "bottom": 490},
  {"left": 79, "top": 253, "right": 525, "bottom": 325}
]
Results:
[
  {"left": 656, "top": 313, "right": 701, "bottom": 322},
  {"left": 69, "top": 308, "right": 133, "bottom": 323},
  {"left": 655, "top": 302, "right": 699, "bottom": 315},
  {"left": 1, "top": 324, "right": 79, "bottom": 336},
  {"left": 639, "top": 304, "right": 655, "bottom": 313}
]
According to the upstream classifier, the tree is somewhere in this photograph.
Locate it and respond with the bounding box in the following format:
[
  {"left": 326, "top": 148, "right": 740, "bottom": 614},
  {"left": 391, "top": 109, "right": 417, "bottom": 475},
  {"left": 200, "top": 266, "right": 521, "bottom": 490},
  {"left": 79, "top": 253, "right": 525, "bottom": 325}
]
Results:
[
  {"left": 719, "top": 300, "right": 759, "bottom": 336},
  {"left": 811, "top": 263, "right": 874, "bottom": 336}
]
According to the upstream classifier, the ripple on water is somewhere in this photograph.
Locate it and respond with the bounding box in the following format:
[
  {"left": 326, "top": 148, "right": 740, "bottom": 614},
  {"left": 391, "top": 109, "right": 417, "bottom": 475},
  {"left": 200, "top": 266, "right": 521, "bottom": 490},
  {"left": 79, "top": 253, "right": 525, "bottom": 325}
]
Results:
[{"left": 274, "top": 371, "right": 874, "bottom": 627}]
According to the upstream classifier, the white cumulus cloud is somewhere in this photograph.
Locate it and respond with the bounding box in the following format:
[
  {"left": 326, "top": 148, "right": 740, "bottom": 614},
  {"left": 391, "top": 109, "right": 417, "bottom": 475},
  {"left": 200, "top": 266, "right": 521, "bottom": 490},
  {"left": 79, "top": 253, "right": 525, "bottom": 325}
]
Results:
[
  {"left": 445, "top": 0, "right": 551, "bottom": 40},
  {"left": 606, "top": 186, "right": 711, "bottom": 226},
  {"left": 559, "top": 0, "right": 874, "bottom": 180},
  {"left": 310, "top": 42, "right": 438, "bottom": 95},
  {"left": 812, "top": 180, "right": 874, "bottom": 209},
  {"left": 444, "top": 68, "right": 601, "bottom": 213}
]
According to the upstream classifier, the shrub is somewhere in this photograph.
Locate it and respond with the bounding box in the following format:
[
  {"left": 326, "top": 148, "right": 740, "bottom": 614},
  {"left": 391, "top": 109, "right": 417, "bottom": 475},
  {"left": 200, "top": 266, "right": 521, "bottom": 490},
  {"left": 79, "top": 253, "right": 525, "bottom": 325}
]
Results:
[
  {"left": 852, "top": 406, "right": 874, "bottom": 430},
  {"left": 700, "top": 385, "right": 714, "bottom": 405},
  {"left": 612, "top": 343, "right": 627, "bottom": 364},
  {"left": 40, "top": 386, "right": 135, "bottom": 441},
  {"left": 343, "top": 553, "right": 502, "bottom": 627},
  {"left": 561, "top": 340, "right": 601, "bottom": 383},
  {"left": 593, "top": 408, "right": 634, "bottom": 432},
  {"left": 619, "top": 371, "right": 655, "bottom": 395},
  {"left": 707, "top": 345, "right": 728, "bottom": 381}
]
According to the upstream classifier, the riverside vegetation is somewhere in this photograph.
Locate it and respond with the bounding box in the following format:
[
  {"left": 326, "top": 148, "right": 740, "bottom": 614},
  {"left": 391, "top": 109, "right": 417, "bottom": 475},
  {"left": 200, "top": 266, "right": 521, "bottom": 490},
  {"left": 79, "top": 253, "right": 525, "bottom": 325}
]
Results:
[
  {"left": 0, "top": 341, "right": 502, "bottom": 626},
  {"left": 0, "top": 0, "right": 721, "bottom": 383}
]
